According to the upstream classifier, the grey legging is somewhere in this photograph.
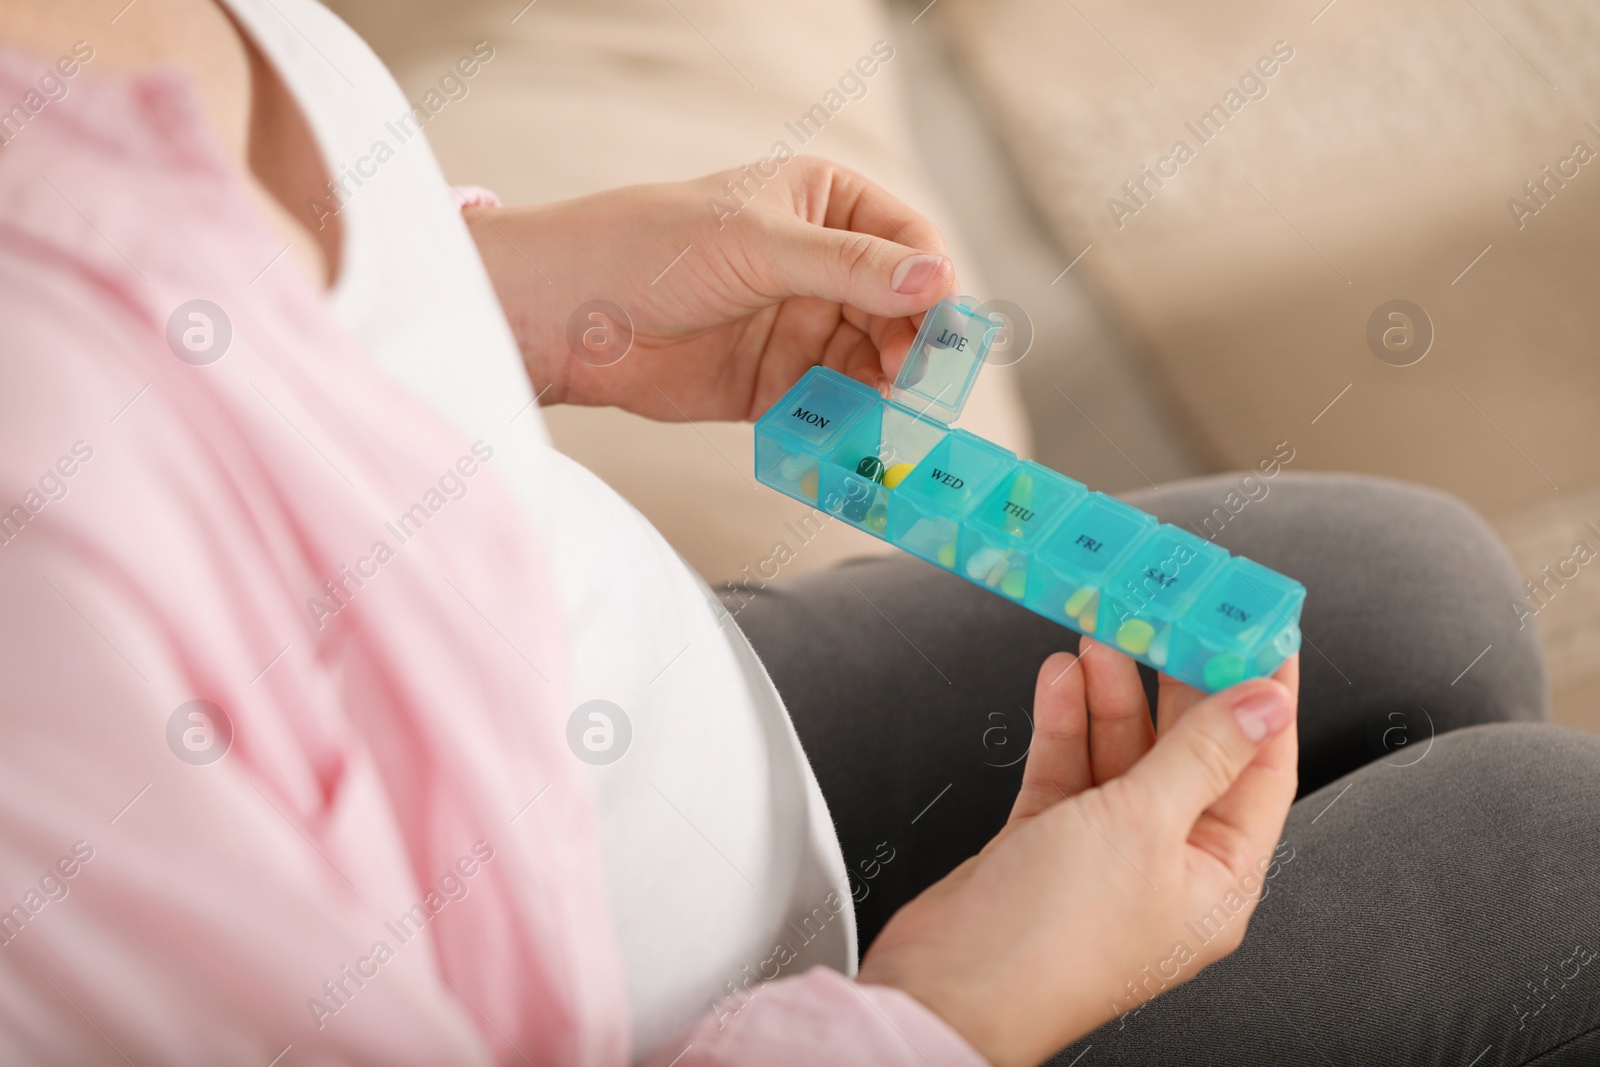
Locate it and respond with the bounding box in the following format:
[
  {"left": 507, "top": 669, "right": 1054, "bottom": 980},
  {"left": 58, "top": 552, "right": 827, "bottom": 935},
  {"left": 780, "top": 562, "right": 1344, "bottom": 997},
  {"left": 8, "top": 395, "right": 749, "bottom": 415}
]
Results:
[{"left": 725, "top": 473, "right": 1600, "bottom": 1067}]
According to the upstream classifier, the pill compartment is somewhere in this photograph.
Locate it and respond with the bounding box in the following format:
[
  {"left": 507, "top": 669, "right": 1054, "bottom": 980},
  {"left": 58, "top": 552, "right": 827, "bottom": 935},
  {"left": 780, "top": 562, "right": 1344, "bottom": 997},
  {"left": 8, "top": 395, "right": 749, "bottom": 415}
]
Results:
[
  {"left": 957, "top": 462, "right": 1087, "bottom": 601},
  {"left": 1166, "top": 558, "right": 1306, "bottom": 691},
  {"left": 817, "top": 400, "right": 948, "bottom": 534},
  {"left": 1025, "top": 493, "right": 1158, "bottom": 635},
  {"left": 892, "top": 296, "right": 1000, "bottom": 425},
  {"left": 1091, "top": 526, "right": 1228, "bottom": 670},
  {"left": 754, "top": 367, "right": 879, "bottom": 503},
  {"left": 886, "top": 430, "right": 1015, "bottom": 569},
  {"left": 753, "top": 305, "right": 1306, "bottom": 696}
]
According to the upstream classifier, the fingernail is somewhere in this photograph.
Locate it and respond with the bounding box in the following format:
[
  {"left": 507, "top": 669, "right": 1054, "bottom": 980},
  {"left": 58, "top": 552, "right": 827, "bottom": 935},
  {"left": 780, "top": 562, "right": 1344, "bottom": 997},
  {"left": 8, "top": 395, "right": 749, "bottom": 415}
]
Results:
[
  {"left": 891, "top": 254, "right": 946, "bottom": 293},
  {"left": 1231, "top": 685, "right": 1292, "bottom": 742}
]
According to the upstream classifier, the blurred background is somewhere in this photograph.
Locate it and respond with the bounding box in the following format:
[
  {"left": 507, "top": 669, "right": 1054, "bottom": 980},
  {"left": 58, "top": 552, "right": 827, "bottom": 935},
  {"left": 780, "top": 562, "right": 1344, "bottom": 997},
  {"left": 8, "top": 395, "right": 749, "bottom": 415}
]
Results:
[{"left": 328, "top": 0, "right": 1600, "bottom": 733}]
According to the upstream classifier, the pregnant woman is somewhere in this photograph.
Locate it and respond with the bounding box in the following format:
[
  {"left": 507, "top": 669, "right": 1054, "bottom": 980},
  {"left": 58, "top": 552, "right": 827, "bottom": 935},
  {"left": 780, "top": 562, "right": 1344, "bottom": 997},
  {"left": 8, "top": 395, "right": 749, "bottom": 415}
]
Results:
[{"left": 0, "top": 1, "right": 1594, "bottom": 1065}]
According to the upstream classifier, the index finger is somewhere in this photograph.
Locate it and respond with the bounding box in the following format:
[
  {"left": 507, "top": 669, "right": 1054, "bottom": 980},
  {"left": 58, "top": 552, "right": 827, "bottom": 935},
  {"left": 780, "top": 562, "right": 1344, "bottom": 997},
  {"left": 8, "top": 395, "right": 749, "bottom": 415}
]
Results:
[
  {"left": 1155, "top": 671, "right": 1205, "bottom": 736},
  {"left": 816, "top": 164, "right": 950, "bottom": 270},
  {"left": 1009, "top": 651, "right": 1091, "bottom": 823}
]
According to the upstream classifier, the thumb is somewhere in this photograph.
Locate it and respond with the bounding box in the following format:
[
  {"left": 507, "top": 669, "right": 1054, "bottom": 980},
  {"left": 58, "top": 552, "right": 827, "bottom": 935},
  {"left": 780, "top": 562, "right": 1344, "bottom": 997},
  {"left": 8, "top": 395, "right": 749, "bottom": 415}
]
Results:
[
  {"left": 1125, "top": 678, "right": 1295, "bottom": 828},
  {"left": 759, "top": 215, "right": 954, "bottom": 318}
]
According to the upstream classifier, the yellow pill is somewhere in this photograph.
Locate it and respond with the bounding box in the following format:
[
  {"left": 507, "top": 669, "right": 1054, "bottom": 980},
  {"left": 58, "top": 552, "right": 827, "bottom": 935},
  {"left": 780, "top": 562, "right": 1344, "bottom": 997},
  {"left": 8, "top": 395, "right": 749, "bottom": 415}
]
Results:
[
  {"left": 799, "top": 468, "right": 818, "bottom": 500},
  {"left": 1064, "top": 585, "right": 1094, "bottom": 618},
  {"left": 1000, "top": 570, "right": 1027, "bottom": 599},
  {"left": 866, "top": 503, "right": 888, "bottom": 534},
  {"left": 1009, "top": 472, "right": 1034, "bottom": 508},
  {"left": 882, "top": 463, "right": 916, "bottom": 490},
  {"left": 937, "top": 542, "right": 957, "bottom": 568},
  {"left": 1079, "top": 601, "right": 1098, "bottom": 633},
  {"left": 1004, "top": 473, "right": 1034, "bottom": 535},
  {"left": 1116, "top": 618, "right": 1156, "bottom": 655}
]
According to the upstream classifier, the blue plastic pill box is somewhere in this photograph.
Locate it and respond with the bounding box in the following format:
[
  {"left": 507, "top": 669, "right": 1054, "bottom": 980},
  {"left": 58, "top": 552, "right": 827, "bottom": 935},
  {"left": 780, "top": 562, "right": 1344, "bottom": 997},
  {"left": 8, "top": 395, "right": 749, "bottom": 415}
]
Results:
[{"left": 752, "top": 295, "right": 1306, "bottom": 692}]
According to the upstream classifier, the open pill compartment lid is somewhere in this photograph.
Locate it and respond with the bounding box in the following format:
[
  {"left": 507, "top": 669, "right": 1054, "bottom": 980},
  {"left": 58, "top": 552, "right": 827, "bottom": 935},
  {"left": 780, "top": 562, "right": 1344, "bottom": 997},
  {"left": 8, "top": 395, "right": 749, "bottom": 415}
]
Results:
[{"left": 891, "top": 296, "right": 1002, "bottom": 426}]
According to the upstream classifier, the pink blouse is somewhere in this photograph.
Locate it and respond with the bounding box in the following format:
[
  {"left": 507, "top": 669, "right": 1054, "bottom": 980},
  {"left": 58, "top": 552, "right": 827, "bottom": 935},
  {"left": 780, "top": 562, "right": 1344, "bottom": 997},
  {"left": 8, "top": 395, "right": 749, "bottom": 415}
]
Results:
[{"left": 0, "top": 44, "right": 983, "bottom": 1067}]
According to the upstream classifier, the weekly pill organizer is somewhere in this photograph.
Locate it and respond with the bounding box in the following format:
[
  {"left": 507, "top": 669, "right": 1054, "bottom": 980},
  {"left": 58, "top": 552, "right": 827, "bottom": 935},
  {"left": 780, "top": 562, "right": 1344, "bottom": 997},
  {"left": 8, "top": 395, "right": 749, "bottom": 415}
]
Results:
[{"left": 753, "top": 296, "right": 1306, "bottom": 693}]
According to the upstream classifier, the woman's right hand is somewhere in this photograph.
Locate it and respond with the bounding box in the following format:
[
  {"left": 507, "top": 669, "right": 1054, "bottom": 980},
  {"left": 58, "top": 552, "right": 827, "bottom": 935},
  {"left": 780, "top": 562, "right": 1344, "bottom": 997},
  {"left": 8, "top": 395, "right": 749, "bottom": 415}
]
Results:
[{"left": 858, "top": 641, "right": 1300, "bottom": 1067}]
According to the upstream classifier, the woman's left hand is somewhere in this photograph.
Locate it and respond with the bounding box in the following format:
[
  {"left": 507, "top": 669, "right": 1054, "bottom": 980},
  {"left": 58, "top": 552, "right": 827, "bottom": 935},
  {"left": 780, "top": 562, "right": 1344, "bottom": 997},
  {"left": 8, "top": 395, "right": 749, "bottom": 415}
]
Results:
[
  {"left": 857, "top": 643, "right": 1301, "bottom": 1067},
  {"left": 464, "top": 156, "right": 955, "bottom": 420}
]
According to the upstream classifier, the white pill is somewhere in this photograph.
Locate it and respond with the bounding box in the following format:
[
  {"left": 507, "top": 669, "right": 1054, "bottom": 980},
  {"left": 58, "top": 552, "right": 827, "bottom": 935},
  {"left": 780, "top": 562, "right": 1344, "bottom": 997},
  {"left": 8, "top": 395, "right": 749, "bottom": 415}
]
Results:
[{"left": 966, "top": 546, "right": 1006, "bottom": 582}]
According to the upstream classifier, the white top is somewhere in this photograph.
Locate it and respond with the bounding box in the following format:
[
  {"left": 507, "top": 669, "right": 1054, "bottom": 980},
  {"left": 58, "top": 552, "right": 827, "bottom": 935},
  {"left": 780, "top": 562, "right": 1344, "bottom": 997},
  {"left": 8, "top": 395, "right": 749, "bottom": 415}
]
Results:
[{"left": 220, "top": 0, "right": 855, "bottom": 1053}]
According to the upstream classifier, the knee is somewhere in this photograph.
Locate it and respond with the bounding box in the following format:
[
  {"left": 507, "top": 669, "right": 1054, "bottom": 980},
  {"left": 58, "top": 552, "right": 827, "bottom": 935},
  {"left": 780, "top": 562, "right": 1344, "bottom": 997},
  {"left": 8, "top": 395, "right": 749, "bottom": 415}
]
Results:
[
  {"left": 1410, "top": 721, "right": 1599, "bottom": 809},
  {"left": 1207, "top": 471, "right": 1526, "bottom": 619},
  {"left": 1132, "top": 473, "right": 1550, "bottom": 789},
  {"left": 1297, "top": 722, "right": 1600, "bottom": 878},
  {"left": 1271, "top": 474, "right": 1548, "bottom": 724}
]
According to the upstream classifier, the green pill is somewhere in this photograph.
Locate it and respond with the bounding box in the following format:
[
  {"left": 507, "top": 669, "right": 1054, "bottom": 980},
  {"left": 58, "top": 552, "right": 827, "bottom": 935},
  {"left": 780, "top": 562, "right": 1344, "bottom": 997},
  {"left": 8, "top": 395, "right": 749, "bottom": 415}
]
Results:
[
  {"left": 1203, "top": 653, "right": 1248, "bottom": 691},
  {"left": 1000, "top": 569, "right": 1027, "bottom": 599}
]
